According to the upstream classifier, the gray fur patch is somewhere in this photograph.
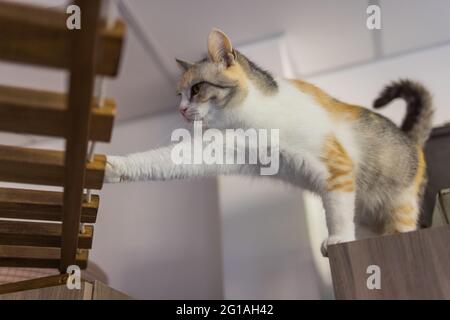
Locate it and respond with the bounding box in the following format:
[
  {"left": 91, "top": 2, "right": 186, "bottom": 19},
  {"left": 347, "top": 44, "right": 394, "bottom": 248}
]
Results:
[{"left": 235, "top": 51, "right": 278, "bottom": 95}]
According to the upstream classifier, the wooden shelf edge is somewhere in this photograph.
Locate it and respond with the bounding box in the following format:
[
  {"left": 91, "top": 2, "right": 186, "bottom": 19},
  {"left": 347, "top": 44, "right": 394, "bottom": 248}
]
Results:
[
  {"left": 0, "top": 145, "right": 106, "bottom": 189},
  {"left": 0, "top": 220, "right": 93, "bottom": 249},
  {"left": 0, "top": 188, "right": 98, "bottom": 223},
  {"left": 0, "top": 85, "right": 116, "bottom": 142}
]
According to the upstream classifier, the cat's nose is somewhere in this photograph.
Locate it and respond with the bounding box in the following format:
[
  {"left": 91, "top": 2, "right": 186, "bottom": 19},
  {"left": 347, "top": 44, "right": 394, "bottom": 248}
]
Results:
[{"left": 180, "top": 107, "right": 188, "bottom": 115}]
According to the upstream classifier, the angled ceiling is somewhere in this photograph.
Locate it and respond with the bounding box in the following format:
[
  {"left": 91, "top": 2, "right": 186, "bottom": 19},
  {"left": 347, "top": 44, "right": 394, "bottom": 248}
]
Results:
[{"left": 0, "top": 0, "right": 449, "bottom": 125}]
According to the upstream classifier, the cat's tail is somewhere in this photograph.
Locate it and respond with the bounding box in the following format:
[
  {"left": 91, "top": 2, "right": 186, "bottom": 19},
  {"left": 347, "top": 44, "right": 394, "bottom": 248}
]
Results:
[{"left": 373, "top": 79, "right": 434, "bottom": 146}]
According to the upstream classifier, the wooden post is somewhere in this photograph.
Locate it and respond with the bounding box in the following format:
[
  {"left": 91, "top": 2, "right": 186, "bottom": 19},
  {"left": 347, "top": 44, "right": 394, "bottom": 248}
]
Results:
[{"left": 60, "top": 0, "right": 102, "bottom": 272}]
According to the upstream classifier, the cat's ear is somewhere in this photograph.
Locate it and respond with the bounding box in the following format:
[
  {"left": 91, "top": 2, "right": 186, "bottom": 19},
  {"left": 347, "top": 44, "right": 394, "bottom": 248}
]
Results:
[
  {"left": 175, "top": 58, "right": 194, "bottom": 71},
  {"left": 207, "top": 28, "right": 236, "bottom": 67}
]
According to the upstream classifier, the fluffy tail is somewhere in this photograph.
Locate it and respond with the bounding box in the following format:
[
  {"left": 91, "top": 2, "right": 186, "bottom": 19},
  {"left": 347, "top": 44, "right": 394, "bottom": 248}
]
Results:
[{"left": 373, "top": 79, "right": 434, "bottom": 146}]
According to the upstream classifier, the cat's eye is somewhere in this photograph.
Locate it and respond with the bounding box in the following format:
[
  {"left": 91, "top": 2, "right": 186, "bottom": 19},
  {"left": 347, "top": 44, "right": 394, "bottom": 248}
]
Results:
[{"left": 191, "top": 83, "right": 202, "bottom": 97}]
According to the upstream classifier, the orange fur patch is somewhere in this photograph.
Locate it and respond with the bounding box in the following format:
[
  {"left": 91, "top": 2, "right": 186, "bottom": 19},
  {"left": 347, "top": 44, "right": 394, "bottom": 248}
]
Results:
[
  {"left": 385, "top": 204, "right": 418, "bottom": 234},
  {"left": 385, "top": 219, "right": 417, "bottom": 234},
  {"left": 223, "top": 63, "right": 248, "bottom": 88},
  {"left": 413, "top": 146, "right": 426, "bottom": 194},
  {"left": 385, "top": 147, "right": 425, "bottom": 234},
  {"left": 393, "top": 214, "right": 417, "bottom": 228},
  {"left": 178, "top": 68, "right": 196, "bottom": 92},
  {"left": 395, "top": 215, "right": 417, "bottom": 226},
  {"left": 327, "top": 180, "right": 355, "bottom": 192},
  {"left": 321, "top": 135, "right": 355, "bottom": 192},
  {"left": 395, "top": 204, "right": 415, "bottom": 215},
  {"left": 289, "top": 79, "right": 361, "bottom": 120}
]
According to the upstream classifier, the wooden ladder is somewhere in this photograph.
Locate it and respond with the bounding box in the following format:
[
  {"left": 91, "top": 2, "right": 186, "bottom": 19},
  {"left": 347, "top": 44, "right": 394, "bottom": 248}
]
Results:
[{"left": 0, "top": 0, "right": 125, "bottom": 273}]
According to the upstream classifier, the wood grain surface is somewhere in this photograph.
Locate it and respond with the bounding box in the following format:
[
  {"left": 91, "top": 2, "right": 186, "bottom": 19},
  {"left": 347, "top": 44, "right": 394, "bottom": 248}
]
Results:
[
  {"left": 60, "top": 0, "right": 101, "bottom": 272},
  {"left": 328, "top": 226, "right": 450, "bottom": 299},
  {"left": 0, "top": 277, "right": 131, "bottom": 299},
  {"left": 0, "top": 85, "right": 115, "bottom": 142},
  {"left": 0, "top": 274, "right": 68, "bottom": 295},
  {"left": 0, "top": 220, "right": 93, "bottom": 249},
  {"left": 0, "top": 187, "right": 98, "bottom": 223},
  {"left": 0, "top": 1, "right": 124, "bottom": 76},
  {"left": 0, "top": 246, "right": 88, "bottom": 269},
  {"left": 0, "top": 145, "right": 105, "bottom": 189}
]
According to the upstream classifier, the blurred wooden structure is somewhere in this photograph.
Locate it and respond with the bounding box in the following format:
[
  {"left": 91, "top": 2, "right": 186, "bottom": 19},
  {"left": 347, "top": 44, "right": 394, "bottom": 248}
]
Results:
[{"left": 0, "top": 0, "right": 124, "bottom": 281}]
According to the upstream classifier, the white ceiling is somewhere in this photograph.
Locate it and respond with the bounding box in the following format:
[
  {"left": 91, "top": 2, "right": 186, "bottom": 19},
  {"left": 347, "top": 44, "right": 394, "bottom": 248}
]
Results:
[
  {"left": 1, "top": 0, "right": 450, "bottom": 144},
  {"left": 380, "top": 0, "right": 450, "bottom": 55},
  {"left": 119, "top": 0, "right": 376, "bottom": 118}
]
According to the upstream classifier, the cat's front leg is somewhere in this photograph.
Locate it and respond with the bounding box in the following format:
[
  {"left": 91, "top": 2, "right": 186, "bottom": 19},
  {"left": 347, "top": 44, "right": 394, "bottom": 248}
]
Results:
[
  {"left": 104, "top": 155, "right": 131, "bottom": 183},
  {"left": 320, "top": 191, "right": 356, "bottom": 257},
  {"left": 104, "top": 136, "right": 260, "bottom": 183}
]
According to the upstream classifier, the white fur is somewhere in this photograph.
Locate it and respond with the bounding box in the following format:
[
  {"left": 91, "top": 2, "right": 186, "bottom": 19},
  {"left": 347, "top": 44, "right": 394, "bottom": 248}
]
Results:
[{"left": 106, "top": 79, "right": 360, "bottom": 256}]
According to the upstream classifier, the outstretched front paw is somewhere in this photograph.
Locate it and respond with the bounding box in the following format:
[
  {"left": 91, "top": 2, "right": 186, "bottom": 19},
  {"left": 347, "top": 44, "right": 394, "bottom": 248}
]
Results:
[
  {"left": 104, "top": 156, "right": 125, "bottom": 183},
  {"left": 321, "top": 235, "right": 354, "bottom": 257}
]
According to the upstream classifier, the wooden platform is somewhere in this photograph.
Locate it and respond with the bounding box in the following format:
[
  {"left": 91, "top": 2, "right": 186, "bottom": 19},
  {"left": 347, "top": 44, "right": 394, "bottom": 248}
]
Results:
[{"left": 328, "top": 225, "right": 450, "bottom": 299}]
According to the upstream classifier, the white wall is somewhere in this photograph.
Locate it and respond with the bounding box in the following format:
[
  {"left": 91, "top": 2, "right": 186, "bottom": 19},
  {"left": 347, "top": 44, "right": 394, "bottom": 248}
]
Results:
[
  {"left": 219, "top": 177, "right": 321, "bottom": 299},
  {"left": 306, "top": 44, "right": 450, "bottom": 127}
]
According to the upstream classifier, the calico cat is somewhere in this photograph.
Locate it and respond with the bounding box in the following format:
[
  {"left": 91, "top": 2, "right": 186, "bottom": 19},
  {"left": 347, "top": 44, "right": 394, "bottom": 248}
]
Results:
[{"left": 104, "top": 29, "right": 433, "bottom": 256}]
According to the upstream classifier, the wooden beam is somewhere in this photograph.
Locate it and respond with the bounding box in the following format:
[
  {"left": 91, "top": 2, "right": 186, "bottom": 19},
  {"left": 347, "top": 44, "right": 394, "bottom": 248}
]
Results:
[
  {"left": 0, "top": 2, "right": 125, "bottom": 76},
  {"left": 0, "top": 245, "right": 88, "bottom": 269},
  {"left": 0, "top": 274, "right": 70, "bottom": 295},
  {"left": 0, "top": 145, "right": 105, "bottom": 189},
  {"left": 60, "top": 0, "right": 101, "bottom": 272},
  {"left": 0, "top": 220, "right": 93, "bottom": 249},
  {"left": 0, "top": 85, "right": 116, "bottom": 142},
  {"left": 0, "top": 188, "right": 98, "bottom": 223}
]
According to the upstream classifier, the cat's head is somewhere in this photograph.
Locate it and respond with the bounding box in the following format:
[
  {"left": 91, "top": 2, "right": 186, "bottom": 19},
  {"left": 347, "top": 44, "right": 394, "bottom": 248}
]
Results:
[{"left": 175, "top": 29, "right": 250, "bottom": 125}]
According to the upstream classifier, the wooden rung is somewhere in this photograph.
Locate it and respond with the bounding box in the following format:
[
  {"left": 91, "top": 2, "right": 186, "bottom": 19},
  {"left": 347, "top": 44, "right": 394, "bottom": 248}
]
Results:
[
  {"left": 0, "top": 2, "right": 125, "bottom": 76},
  {"left": 0, "top": 145, "right": 105, "bottom": 189},
  {"left": 0, "top": 220, "right": 93, "bottom": 249},
  {"left": 0, "top": 187, "right": 98, "bottom": 223},
  {"left": 0, "top": 245, "right": 88, "bottom": 269},
  {"left": 0, "top": 85, "right": 116, "bottom": 142}
]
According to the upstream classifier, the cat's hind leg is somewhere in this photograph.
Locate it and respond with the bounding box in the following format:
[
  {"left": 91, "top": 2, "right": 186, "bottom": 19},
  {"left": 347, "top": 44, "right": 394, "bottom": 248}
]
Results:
[
  {"left": 383, "top": 148, "right": 425, "bottom": 234},
  {"left": 320, "top": 190, "right": 356, "bottom": 257},
  {"left": 383, "top": 192, "right": 419, "bottom": 234},
  {"left": 319, "top": 135, "right": 357, "bottom": 257}
]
